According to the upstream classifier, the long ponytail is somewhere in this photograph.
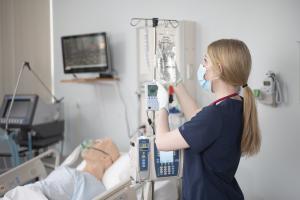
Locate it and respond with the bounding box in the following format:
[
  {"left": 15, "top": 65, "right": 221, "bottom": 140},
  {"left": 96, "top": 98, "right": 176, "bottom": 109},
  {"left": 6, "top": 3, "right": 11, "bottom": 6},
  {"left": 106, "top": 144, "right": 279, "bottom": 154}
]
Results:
[{"left": 242, "top": 86, "right": 261, "bottom": 156}]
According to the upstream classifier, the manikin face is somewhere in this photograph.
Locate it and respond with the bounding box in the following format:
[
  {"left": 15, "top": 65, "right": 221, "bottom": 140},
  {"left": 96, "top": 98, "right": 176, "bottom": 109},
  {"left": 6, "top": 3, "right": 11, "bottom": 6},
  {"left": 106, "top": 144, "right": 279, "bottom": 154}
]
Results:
[{"left": 81, "top": 138, "right": 120, "bottom": 179}]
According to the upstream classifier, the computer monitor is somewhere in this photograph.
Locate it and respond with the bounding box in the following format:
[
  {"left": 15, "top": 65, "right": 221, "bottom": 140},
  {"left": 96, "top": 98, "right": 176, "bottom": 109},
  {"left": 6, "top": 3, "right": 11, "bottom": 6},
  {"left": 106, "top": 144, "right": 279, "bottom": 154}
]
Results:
[
  {"left": 0, "top": 95, "right": 38, "bottom": 128},
  {"left": 61, "top": 32, "right": 112, "bottom": 75},
  {"left": 4, "top": 100, "right": 31, "bottom": 118}
]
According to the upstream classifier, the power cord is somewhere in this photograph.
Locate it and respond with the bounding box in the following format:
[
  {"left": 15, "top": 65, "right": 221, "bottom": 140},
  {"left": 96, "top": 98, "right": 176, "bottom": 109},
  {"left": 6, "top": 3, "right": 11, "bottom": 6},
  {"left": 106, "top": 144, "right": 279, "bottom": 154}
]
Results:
[
  {"left": 146, "top": 111, "right": 155, "bottom": 135},
  {"left": 115, "top": 81, "right": 132, "bottom": 138}
]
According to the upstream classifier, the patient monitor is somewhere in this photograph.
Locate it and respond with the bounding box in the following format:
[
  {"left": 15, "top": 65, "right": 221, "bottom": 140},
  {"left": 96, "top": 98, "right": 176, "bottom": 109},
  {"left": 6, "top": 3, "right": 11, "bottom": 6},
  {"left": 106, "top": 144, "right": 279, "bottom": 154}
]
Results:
[{"left": 0, "top": 94, "right": 64, "bottom": 146}]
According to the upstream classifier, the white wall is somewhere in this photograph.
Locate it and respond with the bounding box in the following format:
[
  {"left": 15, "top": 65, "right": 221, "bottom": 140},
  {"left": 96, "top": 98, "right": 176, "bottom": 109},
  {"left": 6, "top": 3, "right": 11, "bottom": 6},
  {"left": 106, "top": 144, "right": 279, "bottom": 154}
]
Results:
[
  {"left": 0, "top": 1, "right": 3, "bottom": 100},
  {"left": 0, "top": 0, "right": 52, "bottom": 102},
  {"left": 0, "top": 0, "right": 15, "bottom": 100},
  {"left": 53, "top": 0, "right": 300, "bottom": 199}
]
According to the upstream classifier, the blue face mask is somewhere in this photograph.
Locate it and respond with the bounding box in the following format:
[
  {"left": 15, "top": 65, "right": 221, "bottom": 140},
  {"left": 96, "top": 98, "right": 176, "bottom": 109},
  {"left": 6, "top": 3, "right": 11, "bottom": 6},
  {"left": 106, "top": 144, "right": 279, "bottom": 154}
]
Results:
[{"left": 197, "top": 64, "right": 212, "bottom": 92}]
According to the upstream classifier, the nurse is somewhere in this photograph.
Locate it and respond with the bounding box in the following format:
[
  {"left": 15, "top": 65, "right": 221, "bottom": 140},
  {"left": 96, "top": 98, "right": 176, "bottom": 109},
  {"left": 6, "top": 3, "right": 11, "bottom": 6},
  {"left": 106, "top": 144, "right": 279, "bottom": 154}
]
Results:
[{"left": 155, "top": 39, "right": 261, "bottom": 200}]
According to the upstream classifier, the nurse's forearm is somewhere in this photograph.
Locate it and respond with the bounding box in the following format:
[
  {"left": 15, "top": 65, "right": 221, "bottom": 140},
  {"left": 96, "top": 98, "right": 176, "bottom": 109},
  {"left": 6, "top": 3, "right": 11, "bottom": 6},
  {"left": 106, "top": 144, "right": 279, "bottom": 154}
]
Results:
[
  {"left": 174, "top": 83, "right": 199, "bottom": 120},
  {"left": 156, "top": 109, "right": 170, "bottom": 134},
  {"left": 155, "top": 109, "right": 170, "bottom": 150},
  {"left": 155, "top": 109, "right": 190, "bottom": 151}
]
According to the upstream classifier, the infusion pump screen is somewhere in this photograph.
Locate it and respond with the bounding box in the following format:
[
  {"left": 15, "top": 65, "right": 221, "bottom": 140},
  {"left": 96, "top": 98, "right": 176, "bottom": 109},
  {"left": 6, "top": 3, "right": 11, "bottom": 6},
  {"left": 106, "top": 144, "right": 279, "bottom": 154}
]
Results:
[
  {"left": 148, "top": 85, "right": 158, "bottom": 97},
  {"left": 159, "top": 151, "right": 174, "bottom": 163},
  {"left": 263, "top": 81, "right": 271, "bottom": 86}
]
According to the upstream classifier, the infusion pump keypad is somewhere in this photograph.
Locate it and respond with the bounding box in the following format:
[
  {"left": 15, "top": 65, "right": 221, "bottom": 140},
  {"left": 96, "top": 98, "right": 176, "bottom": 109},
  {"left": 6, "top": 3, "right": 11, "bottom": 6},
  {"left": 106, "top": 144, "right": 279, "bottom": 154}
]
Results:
[
  {"left": 154, "top": 144, "right": 180, "bottom": 178},
  {"left": 139, "top": 139, "right": 150, "bottom": 171},
  {"left": 158, "top": 162, "right": 176, "bottom": 176},
  {"left": 148, "top": 96, "right": 159, "bottom": 110}
]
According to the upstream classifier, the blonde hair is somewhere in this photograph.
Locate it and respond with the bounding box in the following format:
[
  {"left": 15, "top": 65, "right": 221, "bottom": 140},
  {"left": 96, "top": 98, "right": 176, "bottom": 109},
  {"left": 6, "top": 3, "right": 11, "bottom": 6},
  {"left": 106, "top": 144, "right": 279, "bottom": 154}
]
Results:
[{"left": 207, "top": 39, "right": 261, "bottom": 156}]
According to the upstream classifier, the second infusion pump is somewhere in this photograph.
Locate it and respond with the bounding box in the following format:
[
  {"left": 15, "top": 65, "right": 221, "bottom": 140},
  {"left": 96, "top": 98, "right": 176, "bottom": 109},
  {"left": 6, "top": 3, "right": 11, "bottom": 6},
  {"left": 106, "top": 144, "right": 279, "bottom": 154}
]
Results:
[{"left": 130, "top": 135, "right": 183, "bottom": 182}]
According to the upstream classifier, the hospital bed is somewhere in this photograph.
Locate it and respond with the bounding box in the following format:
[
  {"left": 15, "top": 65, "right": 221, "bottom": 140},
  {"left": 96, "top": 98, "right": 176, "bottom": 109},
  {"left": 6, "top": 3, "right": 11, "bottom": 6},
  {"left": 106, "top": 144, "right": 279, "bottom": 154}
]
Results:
[
  {"left": 0, "top": 145, "right": 180, "bottom": 200},
  {"left": 0, "top": 149, "right": 60, "bottom": 196}
]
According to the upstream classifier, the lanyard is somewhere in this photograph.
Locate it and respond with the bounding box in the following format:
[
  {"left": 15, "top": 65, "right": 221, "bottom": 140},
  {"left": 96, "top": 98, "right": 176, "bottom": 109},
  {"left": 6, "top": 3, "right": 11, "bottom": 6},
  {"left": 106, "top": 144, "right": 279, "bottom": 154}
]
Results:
[{"left": 209, "top": 92, "right": 239, "bottom": 106}]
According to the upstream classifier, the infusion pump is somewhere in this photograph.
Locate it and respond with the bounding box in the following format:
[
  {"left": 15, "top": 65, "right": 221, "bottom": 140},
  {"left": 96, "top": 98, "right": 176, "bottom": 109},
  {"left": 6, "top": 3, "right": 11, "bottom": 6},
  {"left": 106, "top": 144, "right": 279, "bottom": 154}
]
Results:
[
  {"left": 130, "top": 135, "right": 183, "bottom": 182},
  {"left": 144, "top": 82, "right": 159, "bottom": 111}
]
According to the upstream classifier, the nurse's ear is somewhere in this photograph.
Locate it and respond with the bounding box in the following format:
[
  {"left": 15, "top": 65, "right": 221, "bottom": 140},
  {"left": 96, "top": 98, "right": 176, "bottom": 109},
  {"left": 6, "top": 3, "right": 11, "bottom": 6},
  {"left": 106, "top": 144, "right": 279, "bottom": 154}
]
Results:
[
  {"left": 215, "top": 63, "right": 224, "bottom": 78},
  {"left": 218, "top": 63, "right": 223, "bottom": 72}
]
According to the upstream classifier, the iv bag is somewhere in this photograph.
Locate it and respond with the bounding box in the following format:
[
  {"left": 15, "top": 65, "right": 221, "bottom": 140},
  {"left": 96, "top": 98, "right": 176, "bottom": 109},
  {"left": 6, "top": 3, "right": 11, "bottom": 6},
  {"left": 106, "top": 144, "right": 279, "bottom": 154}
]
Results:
[{"left": 156, "top": 36, "right": 178, "bottom": 84}]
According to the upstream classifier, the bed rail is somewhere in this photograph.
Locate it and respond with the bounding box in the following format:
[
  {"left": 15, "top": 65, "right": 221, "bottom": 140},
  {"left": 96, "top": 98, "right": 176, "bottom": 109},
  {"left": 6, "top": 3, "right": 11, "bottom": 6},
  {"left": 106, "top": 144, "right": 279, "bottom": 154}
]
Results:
[{"left": 0, "top": 149, "right": 60, "bottom": 196}]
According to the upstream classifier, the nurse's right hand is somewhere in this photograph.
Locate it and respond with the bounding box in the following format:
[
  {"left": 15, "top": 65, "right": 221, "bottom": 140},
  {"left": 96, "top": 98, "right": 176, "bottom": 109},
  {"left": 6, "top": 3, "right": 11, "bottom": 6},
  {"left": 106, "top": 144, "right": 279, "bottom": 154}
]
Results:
[
  {"left": 173, "top": 65, "right": 183, "bottom": 86},
  {"left": 159, "top": 63, "right": 182, "bottom": 86}
]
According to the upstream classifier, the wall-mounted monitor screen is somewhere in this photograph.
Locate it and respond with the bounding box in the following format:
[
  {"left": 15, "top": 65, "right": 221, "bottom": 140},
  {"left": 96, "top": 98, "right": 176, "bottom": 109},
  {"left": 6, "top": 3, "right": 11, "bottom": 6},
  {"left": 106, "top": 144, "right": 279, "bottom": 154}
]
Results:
[{"left": 61, "top": 32, "right": 111, "bottom": 74}]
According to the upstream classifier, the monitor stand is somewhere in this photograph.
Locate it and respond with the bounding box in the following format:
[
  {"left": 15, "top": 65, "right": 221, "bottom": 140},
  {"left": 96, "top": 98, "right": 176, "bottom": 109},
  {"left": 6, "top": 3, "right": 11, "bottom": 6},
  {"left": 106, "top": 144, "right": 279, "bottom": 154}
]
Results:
[
  {"left": 99, "top": 73, "right": 114, "bottom": 78},
  {"left": 72, "top": 73, "right": 79, "bottom": 79}
]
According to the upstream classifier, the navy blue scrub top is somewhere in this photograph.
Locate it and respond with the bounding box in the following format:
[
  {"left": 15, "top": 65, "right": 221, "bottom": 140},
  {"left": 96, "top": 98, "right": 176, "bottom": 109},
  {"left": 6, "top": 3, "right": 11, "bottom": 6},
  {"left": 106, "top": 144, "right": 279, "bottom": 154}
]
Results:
[{"left": 179, "top": 98, "right": 244, "bottom": 200}]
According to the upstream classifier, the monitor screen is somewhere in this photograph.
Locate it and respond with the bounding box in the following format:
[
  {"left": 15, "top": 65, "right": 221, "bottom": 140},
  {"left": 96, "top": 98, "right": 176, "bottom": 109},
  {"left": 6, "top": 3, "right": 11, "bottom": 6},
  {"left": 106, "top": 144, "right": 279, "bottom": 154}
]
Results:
[
  {"left": 148, "top": 85, "right": 158, "bottom": 97},
  {"left": 263, "top": 81, "right": 271, "bottom": 86},
  {"left": 61, "top": 32, "right": 110, "bottom": 74},
  {"left": 159, "top": 151, "right": 174, "bottom": 163},
  {"left": 4, "top": 100, "right": 31, "bottom": 118}
]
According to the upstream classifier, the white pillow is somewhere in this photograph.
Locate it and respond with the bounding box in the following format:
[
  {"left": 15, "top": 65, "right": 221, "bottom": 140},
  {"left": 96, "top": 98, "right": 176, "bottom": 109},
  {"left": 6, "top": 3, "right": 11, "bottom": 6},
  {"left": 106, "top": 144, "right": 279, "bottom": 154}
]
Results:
[{"left": 102, "top": 153, "right": 131, "bottom": 190}]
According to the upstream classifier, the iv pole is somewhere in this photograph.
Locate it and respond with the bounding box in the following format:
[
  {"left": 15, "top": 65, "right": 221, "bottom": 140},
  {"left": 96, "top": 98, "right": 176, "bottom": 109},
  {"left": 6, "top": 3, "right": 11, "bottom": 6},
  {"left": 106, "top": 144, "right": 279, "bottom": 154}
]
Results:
[{"left": 130, "top": 17, "right": 179, "bottom": 200}]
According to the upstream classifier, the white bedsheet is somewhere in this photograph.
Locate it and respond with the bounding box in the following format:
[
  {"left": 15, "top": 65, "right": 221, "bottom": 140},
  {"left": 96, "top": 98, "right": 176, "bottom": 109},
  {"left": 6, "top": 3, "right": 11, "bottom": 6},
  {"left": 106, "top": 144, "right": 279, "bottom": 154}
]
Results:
[
  {"left": 1, "top": 166, "right": 106, "bottom": 200},
  {"left": 1, "top": 186, "right": 48, "bottom": 200}
]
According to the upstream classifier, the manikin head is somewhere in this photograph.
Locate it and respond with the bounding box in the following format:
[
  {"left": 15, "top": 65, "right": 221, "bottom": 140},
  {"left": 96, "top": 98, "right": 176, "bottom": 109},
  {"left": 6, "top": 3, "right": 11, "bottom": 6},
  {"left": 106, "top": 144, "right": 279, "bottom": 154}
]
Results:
[{"left": 81, "top": 138, "right": 120, "bottom": 180}]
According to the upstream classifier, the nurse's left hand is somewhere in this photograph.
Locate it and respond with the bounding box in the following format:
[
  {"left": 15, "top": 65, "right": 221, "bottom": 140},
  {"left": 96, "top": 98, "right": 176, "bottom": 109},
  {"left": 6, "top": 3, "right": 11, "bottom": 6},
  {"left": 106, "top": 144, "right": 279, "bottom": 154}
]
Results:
[{"left": 157, "top": 82, "right": 169, "bottom": 112}]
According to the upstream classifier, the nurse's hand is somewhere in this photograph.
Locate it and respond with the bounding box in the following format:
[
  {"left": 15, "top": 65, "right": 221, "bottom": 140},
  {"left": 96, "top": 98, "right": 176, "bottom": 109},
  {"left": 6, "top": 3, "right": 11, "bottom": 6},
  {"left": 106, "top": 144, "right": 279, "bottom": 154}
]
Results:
[
  {"left": 157, "top": 82, "right": 169, "bottom": 112},
  {"left": 159, "top": 65, "right": 183, "bottom": 86},
  {"left": 173, "top": 65, "right": 183, "bottom": 86}
]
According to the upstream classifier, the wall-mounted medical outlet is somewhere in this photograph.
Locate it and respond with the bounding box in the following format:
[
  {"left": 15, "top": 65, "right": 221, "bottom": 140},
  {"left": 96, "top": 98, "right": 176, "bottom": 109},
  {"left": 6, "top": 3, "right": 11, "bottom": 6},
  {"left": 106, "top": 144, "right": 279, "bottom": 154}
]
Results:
[{"left": 253, "top": 71, "right": 283, "bottom": 107}]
